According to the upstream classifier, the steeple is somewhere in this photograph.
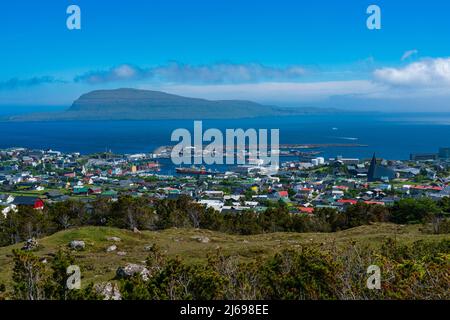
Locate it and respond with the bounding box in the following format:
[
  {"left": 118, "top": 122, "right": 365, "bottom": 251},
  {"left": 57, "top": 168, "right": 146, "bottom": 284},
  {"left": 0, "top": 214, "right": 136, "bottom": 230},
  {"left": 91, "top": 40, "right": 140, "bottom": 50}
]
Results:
[
  {"left": 371, "top": 153, "right": 377, "bottom": 166},
  {"left": 367, "top": 153, "right": 377, "bottom": 182}
]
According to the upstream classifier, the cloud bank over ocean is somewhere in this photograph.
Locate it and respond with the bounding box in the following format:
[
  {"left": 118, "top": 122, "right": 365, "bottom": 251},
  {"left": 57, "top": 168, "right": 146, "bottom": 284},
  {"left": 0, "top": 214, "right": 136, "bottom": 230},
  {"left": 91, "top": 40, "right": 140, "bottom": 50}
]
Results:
[
  {"left": 74, "top": 63, "right": 309, "bottom": 85},
  {"left": 1, "top": 58, "right": 450, "bottom": 111}
]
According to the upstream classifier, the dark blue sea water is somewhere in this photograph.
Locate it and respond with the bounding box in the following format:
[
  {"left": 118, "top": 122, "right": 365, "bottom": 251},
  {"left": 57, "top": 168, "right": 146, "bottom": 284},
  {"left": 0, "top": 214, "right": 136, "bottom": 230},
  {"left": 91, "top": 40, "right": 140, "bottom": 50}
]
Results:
[{"left": 1, "top": 111, "right": 450, "bottom": 161}]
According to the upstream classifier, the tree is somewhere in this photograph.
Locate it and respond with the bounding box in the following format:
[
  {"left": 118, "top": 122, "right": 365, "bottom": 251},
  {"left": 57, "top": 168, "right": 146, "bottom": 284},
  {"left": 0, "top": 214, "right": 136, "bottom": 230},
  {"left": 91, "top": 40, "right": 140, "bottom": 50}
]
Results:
[
  {"left": 87, "top": 197, "right": 112, "bottom": 226},
  {"left": 45, "top": 250, "right": 76, "bottom": 300},
  {"left": 12, "top": 249, "right": 48, "bottom": 300},
  {"left": 438, "top": 197, "right": 450, "bottom": 214},
  {"left": 0, "top": 282, "right": 7, "bottom": 300},
  {"left": 260, "top": 248, "right": 339, "bottom": 299},
  {"left": 313, "top": 207, "right": 340, "bottom": 232},
  {"left": 391, "top": 198, "right": 441, "bottom": 224},
  {"left": 2, "top": 206, "right": 49, "bottom": 245},
  {"left": 48, "top": 201, "right": 85, "bottom": 230},
  {"left": 110, "top": 196, "right": 156, "bottom": 230},
  {"left": 11, "top": 248, "right": 100, "bottom": 300}
]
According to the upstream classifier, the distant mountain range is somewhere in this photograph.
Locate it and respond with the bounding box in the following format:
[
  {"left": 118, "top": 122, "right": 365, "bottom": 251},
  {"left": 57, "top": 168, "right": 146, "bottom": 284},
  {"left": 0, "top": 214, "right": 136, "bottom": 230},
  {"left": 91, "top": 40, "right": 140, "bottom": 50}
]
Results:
[{"left": 8, "top": 88, "right": 341, "bottom": 121}]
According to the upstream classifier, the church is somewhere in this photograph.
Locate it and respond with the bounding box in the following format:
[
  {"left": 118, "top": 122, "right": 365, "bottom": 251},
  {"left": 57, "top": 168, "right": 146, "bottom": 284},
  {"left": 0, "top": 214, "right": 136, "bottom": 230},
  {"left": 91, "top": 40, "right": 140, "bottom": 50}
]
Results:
[{"left": 367, "top": 154, "right": 396, "bottom": 182}]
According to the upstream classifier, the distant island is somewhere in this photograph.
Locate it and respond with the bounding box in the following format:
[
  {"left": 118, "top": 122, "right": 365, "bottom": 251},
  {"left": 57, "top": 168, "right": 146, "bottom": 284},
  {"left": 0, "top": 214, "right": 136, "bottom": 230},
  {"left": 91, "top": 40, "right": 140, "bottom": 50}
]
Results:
[{"left": 8, "top": 88, "right": 341, "bottom": 121}]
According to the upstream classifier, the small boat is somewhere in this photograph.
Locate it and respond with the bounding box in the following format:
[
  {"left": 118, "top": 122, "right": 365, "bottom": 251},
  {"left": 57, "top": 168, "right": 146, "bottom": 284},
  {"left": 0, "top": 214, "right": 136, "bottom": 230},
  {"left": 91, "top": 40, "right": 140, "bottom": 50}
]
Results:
[{"left": 176, "top": 166, "right": 210, "bottom": 175}]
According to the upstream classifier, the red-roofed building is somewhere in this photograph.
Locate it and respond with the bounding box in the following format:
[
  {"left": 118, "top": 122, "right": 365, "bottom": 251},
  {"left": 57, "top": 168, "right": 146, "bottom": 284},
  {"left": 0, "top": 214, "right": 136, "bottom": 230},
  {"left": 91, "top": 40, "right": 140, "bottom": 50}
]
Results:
[
  {"left": 296, "top": 187, "right": 314, "bottom": 198},
  {"left": 88, "top": 187, "right": 102, "bottom": 195},
  {"left": 298, "top": 207, "right": 314, "bottom": 214},
  {"left": 364, "top": 201, "right": 385, "bottom": 206},
  {"left": 63, "top": 172, "right": 76, "bottom": 178},
  {"left": 412, "top": 185, "right": 428, "bottom": 190},
  {"left": 278, "top": 191, "right": 289, "bottom": 198},
  {"left": 333, "top": 185, "right": 349, "bottom": 191},
  {"left": 12, "top": 196, "right": 45, "bottom": 210},
  {"left": 337, "top": 199, "right": 357, "bottom": 205},
  {"left": 411, "top": 185, "right": 444, "bottom": 192}
]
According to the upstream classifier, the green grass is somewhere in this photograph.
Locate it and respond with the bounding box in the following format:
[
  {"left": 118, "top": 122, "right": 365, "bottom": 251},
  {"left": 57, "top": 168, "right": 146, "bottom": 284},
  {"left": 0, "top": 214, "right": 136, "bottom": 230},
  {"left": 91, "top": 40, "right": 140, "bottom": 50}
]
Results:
[
  {"left": 0, "top": 223, "right": 448, "bottom": 289},
  {"left": 1, "top": 188, "right": 69, "bottom": 197}
]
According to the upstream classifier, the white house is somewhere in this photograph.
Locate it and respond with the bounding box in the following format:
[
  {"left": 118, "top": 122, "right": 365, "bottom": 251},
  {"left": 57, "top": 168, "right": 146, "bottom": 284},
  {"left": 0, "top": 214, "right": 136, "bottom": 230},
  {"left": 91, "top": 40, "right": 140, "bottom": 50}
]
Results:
[
  {"left": 197, "top": 199, "right": 224, "bottom": 212},
  {"left": 0, "top": 194, "right": 15, "bottom": 205},
  {"left": 2, "top": 204, "right": 18, "bottom": 218}
]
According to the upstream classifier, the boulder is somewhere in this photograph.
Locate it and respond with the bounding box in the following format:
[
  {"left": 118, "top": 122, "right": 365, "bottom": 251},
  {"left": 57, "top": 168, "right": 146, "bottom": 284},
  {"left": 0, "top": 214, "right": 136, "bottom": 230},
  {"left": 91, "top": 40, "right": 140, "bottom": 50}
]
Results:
[
  {"left": 191, "top": 235, "right": 210, "bottom": 243},
  {"left": 116, "top": 263, "right": 150, "bottom": 281},
  {"left": 22, "top": 238, "right": 39, "bottom": 251},
  {"left": 106, "top": 244, "right": 117, "bottom": 252},
  {"left": 69, "top": 240, "right": 85, "bottom": 250},
  {"left": 94, "top": 282, "right": 122, "bottom": 300},
  {"left": 133, "top": 227, "right": 141, "bottom": 234},
  {"left": 107, "top": 236, "right": 121, "bottom": 242},
  {"left": 117, "top": 251, "right": 127, "bottom": 256}
]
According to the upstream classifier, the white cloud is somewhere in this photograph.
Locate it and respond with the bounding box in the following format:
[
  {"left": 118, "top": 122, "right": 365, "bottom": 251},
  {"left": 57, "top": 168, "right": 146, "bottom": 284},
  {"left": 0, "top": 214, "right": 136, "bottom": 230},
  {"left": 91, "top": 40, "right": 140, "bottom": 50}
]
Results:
[
  {"left": 401, "top": 49, "right": 418, "bottom": 61},
  {"left": 74, "top": 65, "right": 147, "bottom": 84},
  {"left": 374, "top": 58, "right": 450, "bottom": 87},
  {"left": 113, "top": 65, "right": 139, "bottom": 78},
  {"left": 0, "top": 76, "right": 65, "bottom": 90},
  {"left": 75, "top": 62, "right": 309, "bottom": 85},
  {"left": 142, "top": 80, "right": 380, "bottom": 103}
]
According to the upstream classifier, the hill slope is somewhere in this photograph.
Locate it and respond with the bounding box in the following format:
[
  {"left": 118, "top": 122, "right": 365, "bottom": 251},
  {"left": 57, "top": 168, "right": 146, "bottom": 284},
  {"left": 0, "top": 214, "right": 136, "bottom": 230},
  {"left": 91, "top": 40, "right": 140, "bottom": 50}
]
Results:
[
  {"left": 9, "top": 88, "right": 340, "bottom": 121},
  {"left": 0, "top": 223, "right": 446, "bottom": 288}
]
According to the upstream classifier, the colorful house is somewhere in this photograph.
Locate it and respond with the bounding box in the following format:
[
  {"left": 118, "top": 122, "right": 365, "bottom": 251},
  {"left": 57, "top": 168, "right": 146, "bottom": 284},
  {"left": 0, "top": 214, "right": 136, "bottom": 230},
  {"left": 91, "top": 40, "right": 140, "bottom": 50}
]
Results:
[{"left": 12, "top": 196, "right": 45, "bottom": 210}]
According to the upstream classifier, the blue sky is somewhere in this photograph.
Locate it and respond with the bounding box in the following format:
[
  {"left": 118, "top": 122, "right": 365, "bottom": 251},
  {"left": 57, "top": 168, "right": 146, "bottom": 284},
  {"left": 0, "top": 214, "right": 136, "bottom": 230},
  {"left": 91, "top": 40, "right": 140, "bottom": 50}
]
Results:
[{"left": 1, "top": 0, "right": 450, "bottom": 110}]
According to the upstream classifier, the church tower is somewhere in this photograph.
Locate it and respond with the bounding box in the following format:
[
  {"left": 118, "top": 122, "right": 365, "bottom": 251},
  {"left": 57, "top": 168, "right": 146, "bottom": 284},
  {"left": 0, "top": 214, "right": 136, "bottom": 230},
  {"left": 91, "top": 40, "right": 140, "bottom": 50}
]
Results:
[{"left": 367, "top": 153, "right": 377, "bottom": 182}]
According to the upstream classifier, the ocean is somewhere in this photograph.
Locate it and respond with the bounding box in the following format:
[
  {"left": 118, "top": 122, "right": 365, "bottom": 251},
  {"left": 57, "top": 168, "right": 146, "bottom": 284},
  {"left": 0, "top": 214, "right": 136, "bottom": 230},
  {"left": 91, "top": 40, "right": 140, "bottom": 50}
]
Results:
[{"left": 1, "top": 111, "right": 450, "bottom": 162}]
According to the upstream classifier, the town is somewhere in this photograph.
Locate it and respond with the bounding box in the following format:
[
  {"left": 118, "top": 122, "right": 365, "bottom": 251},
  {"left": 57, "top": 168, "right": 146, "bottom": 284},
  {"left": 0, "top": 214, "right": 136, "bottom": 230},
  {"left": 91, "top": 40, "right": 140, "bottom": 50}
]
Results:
[{"left": 1, "top": 146, "right": 450, "bottom": 218}]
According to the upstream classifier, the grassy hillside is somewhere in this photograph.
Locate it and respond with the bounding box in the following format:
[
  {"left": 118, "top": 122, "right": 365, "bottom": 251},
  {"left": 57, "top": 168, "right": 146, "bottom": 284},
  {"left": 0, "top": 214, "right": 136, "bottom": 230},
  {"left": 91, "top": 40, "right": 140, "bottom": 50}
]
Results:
[{"left": 0, "top": 223, "right": 447, "bottom": 289}]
